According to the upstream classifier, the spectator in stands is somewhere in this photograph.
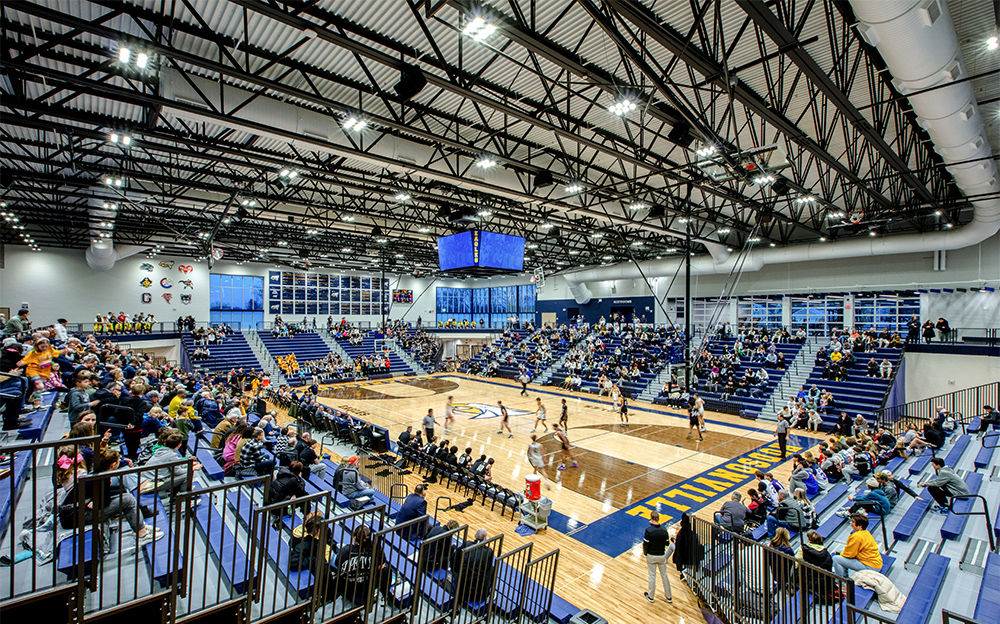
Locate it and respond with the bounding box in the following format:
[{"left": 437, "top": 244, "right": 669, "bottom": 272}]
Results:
[
  {"left": 831, "top": 513, "right": 882, "bottom": 577},
  {"left": 796, "top": 531, "right": 835, "bottom": 601},
  {"left": 448, "top": 528, "right": 496, "bottom": 604},
  {"left": 935, "top": 317, "right": 951, "bottom": 342},
  {"left": 921, "top": 320, "right": 935, "bottom": 343},
  {"left": 67, "top": 371, "right": 99, "bottom": 425},
  {"left": 919, "top": 458, "right": 970, "bottom": 514},
  {"left": 837, "top": 478, "right": 891, "bottom": 519},
  {"left": 980, "top": 405, "right": 999, "bottom": 433},
  {"left": 268, "top": 461, "right": 307, "bottom": 529},
  {"left": 423, "top": 520, "right": 460, "bottom": 570},
  {"left": 866, "top": 358, "right": 879, "bottom": 377},
  {"left": 2, "top": 309, "right": 29, "bottom": 338},
  {"left": 713, "top": 492, "right": 748, "bottom": 534},
  {"left": 289, "top": 512, "right": 333, "bottom": 572},
  {"left": 144, "top": 429, "right": 201, "bottom": 495},
  {"left": 298, "top": 438, "right": 326, "bottom": 480},
  {"left": 210, "top": 411, "right": 240, "bottom": 449},
  {"left": 339, "top": 456, "right": 377, "bottom": 501},
  {"left": 396, "top": 484, "right": 429, "bottom": 540},
  {"left": 333, "top": 524, "right": 388, "bottom": 606},
  {"left": 237, "top": 428, "right": 274, "bottom": 477},
  {"left": 90, "top": 449, "right": 165, "bottom": 546},
  {"left": 767, "top": 528, "right": 796, "bottom": 590},
  {"left": 765, "top": 490, "right": 807, "bottom": 538},
  {"left": 906, "top": 423, "right": 945, "bottom": 455},
  {"left": 852, "top": 414, "right": 868, "bottom": 437},
  {"left": 789, "top": 461, "right": 820, "bottom": 497},
  {"left": 745, "top": 489, "right": 769, "bottom": 527},
  {"left": 641, "top": 510, "right": 673, "bottom": 604}
]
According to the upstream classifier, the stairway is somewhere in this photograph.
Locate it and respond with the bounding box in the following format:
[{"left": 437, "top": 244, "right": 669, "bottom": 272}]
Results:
[
  {"left": 318, "top": 328, "right": 354, "bottom": 365},
  {"left": 242, "top": 330, "right": 287, "bottom": 385},
  {"left": 532, "top": 348, "right": 572, "bottom": 385},
  {"left": 181, "top": 332, "right": 268, "bottom": 375},
  {"left": 638, "top": 366, "right": 676, "bottom": 402},
  {"left": 386, "top": 337, "right": 429, "bottom": 376},
  {"left": 758, "top": 337, "right": 819, "bottom": 422}
]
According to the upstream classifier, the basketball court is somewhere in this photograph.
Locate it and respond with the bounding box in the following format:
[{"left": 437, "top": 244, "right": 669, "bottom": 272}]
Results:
[{"left": 301, "top": 373, "right": 823, "bottom": 621}]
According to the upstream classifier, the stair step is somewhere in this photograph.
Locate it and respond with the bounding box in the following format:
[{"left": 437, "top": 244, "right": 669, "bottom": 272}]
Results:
[
  {"left": 960, "top": 538, "right": 990, "bottom": 575},
  {"left": 905, "top": 539, "right": 936, "bottom": 571}
]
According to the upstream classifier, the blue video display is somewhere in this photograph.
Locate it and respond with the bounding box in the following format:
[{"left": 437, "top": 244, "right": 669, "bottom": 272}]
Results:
[
  {"left": 437, "top": 230, "right": 525, "bottom": 272},
  {"left": 479, "top": 231, "right": 525, "bottom": 270},
  {"left": 437, "top": 231, "right": 474, "bottom": 271}
]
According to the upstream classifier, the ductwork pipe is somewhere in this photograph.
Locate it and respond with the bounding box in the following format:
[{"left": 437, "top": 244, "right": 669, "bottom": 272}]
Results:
[
  {"left": 85, "top": 197, "right": 148, "bottom": 270},
  {"left": 565, "top": 0, "right": 1000, "bottom": 304}
]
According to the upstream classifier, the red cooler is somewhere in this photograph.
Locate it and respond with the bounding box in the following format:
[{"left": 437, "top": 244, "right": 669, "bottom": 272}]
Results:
[{"left": 525, "top": 475, "right": 542, "bottom": 500}]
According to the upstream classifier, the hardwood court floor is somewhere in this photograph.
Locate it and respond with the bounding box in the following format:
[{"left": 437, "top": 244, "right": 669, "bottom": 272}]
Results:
[{"left": 273, "top": 373, "right": 825, "bottom": 624}]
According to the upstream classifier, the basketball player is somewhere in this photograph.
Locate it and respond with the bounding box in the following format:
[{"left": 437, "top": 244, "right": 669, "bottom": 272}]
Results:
[
  {"left": 559, "top": 398, "right": 568, "bottom": 429},
  {"left": 444, "top": 395, "right": 455, "bottom": 433},
  {"left": 527, "top": 434, "right": 551, "bottom": 489},
  {"left": 497, "top": 400, "right": 513, "bottom": 438},
  {"left": 552, "top": 423, "right": 578, "bottom": 470},
  {"left": 532, "top": 397, "right": 548, "bottom": 433},
  {"left": 611, "top": 384, "right": 621, "bottom": 414},
  {"left": 687, "top": 398, "right": 703, "bottom": 441},
  {"left": 694, "top": 393, "right": 706, "bottom": 432},
  {"left": 619, "top": 395, "right": 630, "bottom": 427}
]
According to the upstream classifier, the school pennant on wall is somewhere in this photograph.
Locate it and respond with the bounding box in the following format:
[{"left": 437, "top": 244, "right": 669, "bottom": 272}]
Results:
[
  {"left": 160, "top": 278, "right": 173, "bottom": 288},
  {"left": 178, "top": 265, "right": 193, "bottom": 274},
  {"left": 179, "top": 279, "right": 193, "bottom": 289},
  {"left": 139, "top": 277, "right": 153, "bottom": 288},
  {"left": 140, "top": 263, "right": 154, "bottom": 272},
  {"left": 142, "top": 293, "right": 152, "bottom": 304},
  {"left": 158, "top": 261, "right": 174, "bottom": 269},
  {"left": 181, "top": 294, "right": 192, "bottom": 304},
  {"left": 162, "top": 293, "right": 172, "bottom": 303}
]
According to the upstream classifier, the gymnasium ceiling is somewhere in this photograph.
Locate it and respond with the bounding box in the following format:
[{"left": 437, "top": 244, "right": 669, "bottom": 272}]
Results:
[{"left": 1, "top": 0, "right": 999, "bottom": 276}]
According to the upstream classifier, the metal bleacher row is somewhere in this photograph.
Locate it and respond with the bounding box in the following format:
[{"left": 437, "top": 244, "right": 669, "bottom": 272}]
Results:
[
  {"left": 0, "top": 389, "right": 579, "bottom": 624},
  {"left": 804, "top": 346, "right": 904, "bottom": 429},
  {"left": 654, "top": 338, "right": 803, "bottom": 418},
  {"left": 695, "top": 419, "right": 1000, "bottom": 624},
  {"left": 256, "top": 331, "right": 343, "bottom": 386},
  {"left": 336, "top": 330, "right": 418, "bottom": 378},
  {"left": 182, "top": 331, "right": 262, "bottom": 373}
]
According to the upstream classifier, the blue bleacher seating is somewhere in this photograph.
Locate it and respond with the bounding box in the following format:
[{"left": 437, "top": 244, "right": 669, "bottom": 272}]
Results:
[
  {"left": 895, "top": 552, "right": 949, "bottom": 624},
  {"left": 191, "top": 485, "right": 253, "bottom": 593},
  {"left": 974, "top": 552, "right": 1000, "bottom": 623},
  {"left": 941, "top": 472, "right": 984, "bottom": 540},
  {"left": 182, "top": 332, "right": 264, "bottom": 373}
]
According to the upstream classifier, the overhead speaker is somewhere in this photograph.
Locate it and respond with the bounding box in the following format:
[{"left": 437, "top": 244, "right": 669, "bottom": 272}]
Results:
[
  {"left": 757, "top": 206, "right": 773, "bottom": 224},
  {"left": 667, "top": 121, "right": 696, "bottom": 148},
  {"left": 533, "top": 171, "right": 554, "bottom": 189},
  {"left": 393, "top": 65, "right": 428, "bottom": 102},
  {"left": 771, "top": 178, "right": 790, "bottom": 196}
]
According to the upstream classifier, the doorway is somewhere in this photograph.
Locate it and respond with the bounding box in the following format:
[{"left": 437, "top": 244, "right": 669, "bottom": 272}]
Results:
[{"left": 610, "top": 306, "right": 634, "bottom": 322}]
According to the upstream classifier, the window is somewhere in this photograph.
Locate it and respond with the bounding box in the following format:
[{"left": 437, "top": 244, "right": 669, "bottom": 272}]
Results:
[
  {"left": 790, "top": 296, "right": 845, "bottom": 335},
  {"left": 737, "top": 296, "right": 782, "bottom": 328},
  {"left": 435, "top": 285, "right": 536, "bottom": 327},
  {"left": 210, "top": 274, "right": 264, "bottom": 329},
  {"left": 854, "top": 294, "right": 920, "bottom": 332}
]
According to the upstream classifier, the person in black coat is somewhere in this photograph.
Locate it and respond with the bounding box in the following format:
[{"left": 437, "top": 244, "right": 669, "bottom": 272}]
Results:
[
  {"left": 798, "top": 530, "right": 836, "bottom": 603},
  {"left": 423, "top": 519, "right": 460, "bottom": 571},
  {"left": 451, "top": 528, "right": 495, "bottom": 603},
  {"left": 268, "top": 461, "right": 307, "bottom": 526},
  {"left": 671, "top": 513, "right": 703, "bottom": 577},
  {"left": 836, "top": 411, "right": 852, "bottom": 437}
]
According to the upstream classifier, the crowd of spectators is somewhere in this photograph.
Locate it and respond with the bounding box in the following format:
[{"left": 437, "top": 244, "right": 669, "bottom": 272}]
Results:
[{"left": 93, "top": 312, "right": 159, "bottom": 334}]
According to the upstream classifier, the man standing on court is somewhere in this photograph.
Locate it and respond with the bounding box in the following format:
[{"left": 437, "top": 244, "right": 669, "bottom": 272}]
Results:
[
  {"left": 497, "top": 400, "right": 513, "bottom": 438},
  {"left": 423, "top": 409, "right": 439, "bottom": 444},
  {"left": 642, "top": 510, "right": 673, "bottom": 604},
  {"left": 518, "top": 371, "right": 530, "bottom": 396},
  {"left": 532, "top": 397, "right": 548, "bottom": 432},
  {"left": 775, "top": 411, "right": 790, "bottom": 460}
]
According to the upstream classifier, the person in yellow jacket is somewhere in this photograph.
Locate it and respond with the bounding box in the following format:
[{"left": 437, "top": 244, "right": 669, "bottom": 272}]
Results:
[
  {"left": 832, "top": 513, "right": 882, "bottom": 577},
  {"left": 168, "top": 388, "right": 188, "bottom": 420}
]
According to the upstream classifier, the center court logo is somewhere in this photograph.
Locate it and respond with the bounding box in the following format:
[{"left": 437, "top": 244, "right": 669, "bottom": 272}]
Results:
[{"left": 454, "top": 403, "right": 532, "bottom": 419}]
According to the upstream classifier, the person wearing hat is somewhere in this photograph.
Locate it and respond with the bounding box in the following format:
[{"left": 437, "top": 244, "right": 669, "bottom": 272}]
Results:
[
  {"left": 835, "top": 478, "right": 891, "bottom": 518},
  {"left": 339, "top": 456, "right": 376, "bottom": 501},
  {"left": 2, "top": 309, "right": 29, "bottom": 338}
]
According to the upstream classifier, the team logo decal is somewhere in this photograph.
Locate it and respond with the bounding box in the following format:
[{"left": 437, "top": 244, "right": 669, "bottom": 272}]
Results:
[
  {"left": 141, "top": 293, "right": 152, "bottom": 304},
  {"left": 453, "top": 403, "right": 532, "bottom": 420},
  {"left": 181, "top": 294, "right": 192, "bottom": 304},
  {"left": 160, "top": 278, "right": 173, "bottom": 288},
  {"left": 162, "top": 293, "right": 172, "bottom": 303},
  {"left": 179, "top": 279, "right": 193, "bottom": 289},
  {"left": 158, "top": 261, "right": 174, "bottom": 269},
  {"left": 139, "top": 277, "right": 153, "bottom": 288},
  {"left": 140, "top": 263, "right": 154, "bottom": 272},
  {"left": 178, "top": 265, "right": 193, "bottom": 274}
]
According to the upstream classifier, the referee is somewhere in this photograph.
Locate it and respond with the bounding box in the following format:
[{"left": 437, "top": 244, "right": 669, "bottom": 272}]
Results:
[{"left": 775, "top": 412, "right": 790, "bottom": 460}]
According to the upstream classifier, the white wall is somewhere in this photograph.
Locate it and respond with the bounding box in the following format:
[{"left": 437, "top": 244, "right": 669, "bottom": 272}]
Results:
[
  {"left": 904, "top": 352, "right": 1000, "bottom": 401},
  {"left": 0, "top": 247, "right": 210, "bottom": 328}
]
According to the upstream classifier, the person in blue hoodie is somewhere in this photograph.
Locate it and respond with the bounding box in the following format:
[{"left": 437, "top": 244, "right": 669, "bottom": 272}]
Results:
[
  {"left": 789, "top": 459, "right": 821, "bottom": 497},
  {"left": 836, "top": 478, "right": 891, "bottom": 518}
]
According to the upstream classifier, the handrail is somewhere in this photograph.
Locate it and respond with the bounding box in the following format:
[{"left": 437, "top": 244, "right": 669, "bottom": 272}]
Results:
[
  {"left": 948, "top": 494, "right": 996, "bottom": 553},
  {"left": 875, "top": 381, "right": 1000, "bottom": 436},
  {"left": 982, "top": 431, "right": 1000, "bottom": 449},
  {"left": 942, "top": 608, "right": 988, "bottom": 624}
]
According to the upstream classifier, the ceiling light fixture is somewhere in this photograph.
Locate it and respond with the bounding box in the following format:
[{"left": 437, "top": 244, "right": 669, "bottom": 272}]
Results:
[
  {"left": 695, "top": 144, "right": 717, "bottom": 158},
  {"left": 475, "top": 155, "right": 497, "bottom": 168},
  {"left": 477, "top": 209, "right": 492, "bottom": 217},
  {"left": 463, "top": 16, "right": 497, "bottom": 42},
  {"left": 395, "top": 192, "right": 411, "bottom": 202},
  {"left": 343, "top": 116, "right": 367, "bottom": 131},
  {"left": 136, "top": 53, "right": 148, "bottom": 69},
  {"left": 565, "top": 183, "right": 584, "bottom": 194},
  {"left": 988, "top": 36, "right": 999, "bottom": 51},
  {"left": 753, "top": 174, "right": 775, "bottom": 185},
  {"left": 118, "top": 47, "right": 131, "bottom": 63},
  {"left": 717, "top": 228, "right": 731, "bottom": 234},
  {"left": 628, "top": 202, "right": 646, "bottom": 210},
  {"left": 278, "top": 240, "right": 288, "bottom": 246},
  {"left": 418, "top": 227, "right": 430, "bottom": 233},
  {"left": 607, "top": 97, "right": 637, "bottom": 116},
  {"left": 795, "top": 195, "right": 815, "bottom": 204}
]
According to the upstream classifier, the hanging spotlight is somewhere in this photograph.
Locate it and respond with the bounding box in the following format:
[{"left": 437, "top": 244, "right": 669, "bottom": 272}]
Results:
[
  {"left": 477, "top": 209, "right": 492, "bottom": 217},
  {"left": 565, "top": 182, "right": 584, "bottom": 193},
  {"left": 628, "top": 202, "right": 646, "bottom": 210},
  {"left": 394, "top": 192, "right": 411, "bottom": 202},
  {"left": 717, "top": 228, "right": 731, "bottom": 234},
  {"left": 607, "top": 97, "right": 637, "bottom": 116},
  {"left": 795, "top": 195, "right": 815, "bottom": 204},
  {"left": 110, "top": 133, "right": 119, "bottom": 143},
  {"left": 343, "top": 116, "right": 367, "bottom": 131},
  {"left": 988, "top": 36, "right": 999, "bottom": 51},
  {"left": 463, "top": 16, "right": 497, "bottom": 42},
  {"left": 753, "top": 174, "right": 775, "bottom": 185},
  {"left": 136, "top": 53, "right": 148, "bottom": 69},
  {"left": 475, "top": 155, "right": 497, "bottom": 168},
  {"left": 695, "top": 144, "right": 717, "bottom": 158},
  {"left": 119, "top": 47, "right": 131, "bottom": 63}
]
